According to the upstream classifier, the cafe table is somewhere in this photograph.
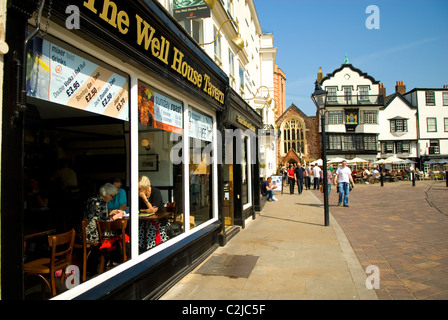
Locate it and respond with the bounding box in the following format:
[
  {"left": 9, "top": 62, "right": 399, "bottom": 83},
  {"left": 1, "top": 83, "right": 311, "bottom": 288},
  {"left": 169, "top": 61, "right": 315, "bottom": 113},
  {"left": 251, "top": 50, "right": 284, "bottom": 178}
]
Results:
[{"left": 131, "top": 212, "right": 171, "bottom": 250}]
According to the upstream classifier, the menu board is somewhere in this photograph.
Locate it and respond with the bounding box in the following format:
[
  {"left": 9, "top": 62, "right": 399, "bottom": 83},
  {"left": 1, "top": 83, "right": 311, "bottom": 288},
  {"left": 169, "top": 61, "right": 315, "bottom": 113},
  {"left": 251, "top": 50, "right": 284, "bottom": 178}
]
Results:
[
  {"left": 188, "top": 109, "right": 213, "bottom": 142},
  {"left": 138, "top": 84, "right": 183, "bottom": 134},
  {"left": 26, "top": 36, "right": 129, "bottom": 121}
]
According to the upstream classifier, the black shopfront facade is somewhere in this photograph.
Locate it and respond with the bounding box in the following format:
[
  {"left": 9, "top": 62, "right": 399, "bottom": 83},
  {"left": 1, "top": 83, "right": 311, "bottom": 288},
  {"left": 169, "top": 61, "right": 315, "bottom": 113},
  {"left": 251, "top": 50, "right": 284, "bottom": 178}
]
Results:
[
  {"left": 0, "top": 0, "right": 247, "bottom": 300},
  {"left": 220, "top": 88, "right": 262, "bottom": 230}
]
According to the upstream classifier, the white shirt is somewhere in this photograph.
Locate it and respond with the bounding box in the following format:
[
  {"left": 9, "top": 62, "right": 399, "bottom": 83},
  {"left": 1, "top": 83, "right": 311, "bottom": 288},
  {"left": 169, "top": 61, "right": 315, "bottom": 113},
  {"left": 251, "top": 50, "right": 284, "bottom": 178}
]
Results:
[
  {"left": 336, "top": 166, "right": 352, "bottom": 183},
  {"left": 312, "top": 166, "right": 321, "bottom": 177},
  {"left": 373, "top": 169, "right": 380, "bottom": 178}
]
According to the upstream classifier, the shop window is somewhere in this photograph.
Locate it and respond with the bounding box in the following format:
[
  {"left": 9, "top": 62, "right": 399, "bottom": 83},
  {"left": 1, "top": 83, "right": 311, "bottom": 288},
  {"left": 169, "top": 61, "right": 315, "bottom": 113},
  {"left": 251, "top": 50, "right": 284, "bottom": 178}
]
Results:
[
  {"left": 137, "top": 83, "right": 184, "bottom": 254},
  {"left": 24, "top": 33, "right": 131, "bottom": 296},
  {"left": 188, "top": 108, "right": 214, "bottom": 228}
]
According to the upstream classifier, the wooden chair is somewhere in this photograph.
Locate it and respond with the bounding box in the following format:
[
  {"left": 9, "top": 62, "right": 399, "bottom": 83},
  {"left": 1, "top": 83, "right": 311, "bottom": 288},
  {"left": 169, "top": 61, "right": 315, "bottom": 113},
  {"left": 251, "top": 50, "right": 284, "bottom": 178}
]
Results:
[
  {"left": 74, "top": 219, "right": 100, "bottom": 282},
  {"left": 24, "top": 229, "right": 76, "bottom": 298},
  {"left": 96, "top": 219, "right": 128, "bottom": 274},
  {"left": 165, "top": 202, "right": 178, "bottom": 224}
]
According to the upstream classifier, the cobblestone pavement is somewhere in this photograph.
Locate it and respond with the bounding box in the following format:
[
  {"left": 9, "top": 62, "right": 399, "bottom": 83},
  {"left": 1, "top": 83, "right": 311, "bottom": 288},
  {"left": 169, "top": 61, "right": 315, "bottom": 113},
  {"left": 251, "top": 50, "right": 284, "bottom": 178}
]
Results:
[{"left": 311, "top": 179, "right": 448, "bottom": 300}]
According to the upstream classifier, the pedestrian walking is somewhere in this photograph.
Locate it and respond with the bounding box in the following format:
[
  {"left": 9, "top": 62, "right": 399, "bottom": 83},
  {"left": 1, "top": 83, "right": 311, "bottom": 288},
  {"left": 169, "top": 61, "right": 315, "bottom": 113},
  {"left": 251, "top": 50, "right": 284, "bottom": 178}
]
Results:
[
  {"left": 320, "top": 165, "right": 333, "bottom": 195},
  {"left": 312, "top": 164, "right": 322, "bottom": 190},
  {"left": 304, "top": 163, "right": 311, "bottom": 190},
  {"left": 333, "top": 160, "right": 355, "bottom": 207},
  {"left": 294, "top": 162, "right": 307, "bottom": 195},
  {"left": 287, "top": 164, "right": 295, "bottom": 194}
]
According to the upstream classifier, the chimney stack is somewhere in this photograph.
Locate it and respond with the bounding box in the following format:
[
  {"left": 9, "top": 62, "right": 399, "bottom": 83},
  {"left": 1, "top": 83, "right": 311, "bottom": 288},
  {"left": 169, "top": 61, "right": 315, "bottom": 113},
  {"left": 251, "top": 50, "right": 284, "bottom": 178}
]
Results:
[
  {"left": 395, "top": 81, "right": 406, "bottom": 95},
  {"left": 317, "top": 67, "right": 323, "bottom": 83},
  {"left": 379, "top": 83, "right": 386, "bottom": 97},
  {"left": 443, "top": 85, "right": 448, "bottom": 89}
]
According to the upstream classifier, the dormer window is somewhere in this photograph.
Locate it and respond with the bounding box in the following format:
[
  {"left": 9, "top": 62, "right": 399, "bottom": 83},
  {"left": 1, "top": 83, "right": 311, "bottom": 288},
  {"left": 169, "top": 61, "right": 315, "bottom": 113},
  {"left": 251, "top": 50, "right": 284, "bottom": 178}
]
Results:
[{"left": 390, "top": 118, "right": 408, "bottom": 132}]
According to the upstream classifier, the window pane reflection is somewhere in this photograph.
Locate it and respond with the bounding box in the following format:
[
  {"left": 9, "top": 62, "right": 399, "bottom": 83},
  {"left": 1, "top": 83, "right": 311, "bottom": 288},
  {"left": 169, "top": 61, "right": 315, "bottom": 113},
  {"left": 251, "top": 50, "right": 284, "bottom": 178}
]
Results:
[{"left": 137, "top": 83, "right": 184, "bottom": 254}]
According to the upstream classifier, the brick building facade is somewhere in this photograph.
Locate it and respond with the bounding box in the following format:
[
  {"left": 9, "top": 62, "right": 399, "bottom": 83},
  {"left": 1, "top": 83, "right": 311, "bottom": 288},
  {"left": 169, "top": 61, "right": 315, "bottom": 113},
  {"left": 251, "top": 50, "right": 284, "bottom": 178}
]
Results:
[{"left": 273, "top": 64, "right": 286, "bottom": 122}]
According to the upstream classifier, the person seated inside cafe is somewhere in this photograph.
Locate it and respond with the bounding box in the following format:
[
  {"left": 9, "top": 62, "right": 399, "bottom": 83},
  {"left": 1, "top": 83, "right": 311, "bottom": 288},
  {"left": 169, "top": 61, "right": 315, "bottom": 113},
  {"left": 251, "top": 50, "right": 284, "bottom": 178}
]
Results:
[
  {"left": 84, "top": 183, "right": 124, "bottom": 244},
  {"left": 138, "top": 176, "right": 169, "bottom": 251},
  {"left": 107, "top": 177, "right": 127, "bottom": 212}
]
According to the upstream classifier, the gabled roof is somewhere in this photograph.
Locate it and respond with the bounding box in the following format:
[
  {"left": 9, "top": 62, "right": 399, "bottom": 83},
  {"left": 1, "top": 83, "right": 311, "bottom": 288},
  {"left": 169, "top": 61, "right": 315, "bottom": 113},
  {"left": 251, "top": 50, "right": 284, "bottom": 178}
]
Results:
[
  {"left": 320, "top": 63, "right": 380, "bottom": 84},
  {"left": 380, "top": 92, "right": 416, "bottom": 110},
  {"left": 275, "top": 103, "right": 314, "bottom": 126}
]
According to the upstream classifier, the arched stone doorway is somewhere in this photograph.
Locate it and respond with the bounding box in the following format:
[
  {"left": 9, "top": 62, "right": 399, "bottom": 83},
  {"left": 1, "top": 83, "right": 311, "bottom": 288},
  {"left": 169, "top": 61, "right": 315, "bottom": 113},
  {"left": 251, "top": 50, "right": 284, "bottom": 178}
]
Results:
[{"left": 281, "top": 149, "right": 302, "bottom": 166}]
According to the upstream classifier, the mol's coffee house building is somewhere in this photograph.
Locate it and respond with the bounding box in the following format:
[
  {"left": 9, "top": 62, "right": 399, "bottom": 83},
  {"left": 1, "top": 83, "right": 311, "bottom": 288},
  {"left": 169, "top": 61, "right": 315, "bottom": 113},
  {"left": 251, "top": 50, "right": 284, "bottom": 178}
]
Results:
[{"left": 1, "top": 0, "right": 261, "bottom": 299}]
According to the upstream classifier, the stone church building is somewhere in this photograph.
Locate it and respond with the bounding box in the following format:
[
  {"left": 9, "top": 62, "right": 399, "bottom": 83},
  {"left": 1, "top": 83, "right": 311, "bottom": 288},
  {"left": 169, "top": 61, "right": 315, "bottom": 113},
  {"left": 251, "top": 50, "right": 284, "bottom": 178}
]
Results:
[{"left": 275, "top": 104, "right": 321, "bottom": 167}]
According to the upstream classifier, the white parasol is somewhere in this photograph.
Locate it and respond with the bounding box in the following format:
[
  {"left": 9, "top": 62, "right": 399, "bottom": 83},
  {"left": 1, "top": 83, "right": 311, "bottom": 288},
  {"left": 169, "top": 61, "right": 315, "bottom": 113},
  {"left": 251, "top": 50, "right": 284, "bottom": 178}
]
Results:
[{"left": 328, "top": 157, "right": 348, "bottom": 164}]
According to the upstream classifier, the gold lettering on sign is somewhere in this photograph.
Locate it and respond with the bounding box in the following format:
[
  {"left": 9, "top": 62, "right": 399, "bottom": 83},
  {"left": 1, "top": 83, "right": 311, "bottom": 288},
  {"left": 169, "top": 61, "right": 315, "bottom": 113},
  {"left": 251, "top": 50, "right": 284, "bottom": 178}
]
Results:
[
  {"left": 236, "top": 116, "right": 255, "bottom": 131},
  {"left": 83, "top": 0, "right": 225, "bottom": 105}
]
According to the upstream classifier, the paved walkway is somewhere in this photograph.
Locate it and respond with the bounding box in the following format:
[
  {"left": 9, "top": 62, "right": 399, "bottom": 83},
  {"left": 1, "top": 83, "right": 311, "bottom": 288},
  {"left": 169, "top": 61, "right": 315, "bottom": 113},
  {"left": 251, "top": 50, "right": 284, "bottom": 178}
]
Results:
[
  {"left": 312, "top": 179, "right": 448, "bottom": 300},
  {"left": 160, "top": 185, "right": 378, "bottom": 300}
]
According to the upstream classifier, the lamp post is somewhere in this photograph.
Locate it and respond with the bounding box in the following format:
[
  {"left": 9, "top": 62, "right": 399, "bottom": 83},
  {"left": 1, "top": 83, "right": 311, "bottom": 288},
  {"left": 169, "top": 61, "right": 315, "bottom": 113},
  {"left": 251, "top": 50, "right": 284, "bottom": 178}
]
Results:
[{"left": 311, "top": 81, "right": 329, "bottom": 226}]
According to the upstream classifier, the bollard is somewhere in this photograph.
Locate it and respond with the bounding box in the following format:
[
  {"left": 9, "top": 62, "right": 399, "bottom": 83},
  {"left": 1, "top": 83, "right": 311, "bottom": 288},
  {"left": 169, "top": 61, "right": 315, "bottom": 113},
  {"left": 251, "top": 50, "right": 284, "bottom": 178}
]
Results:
[{"left": 412, "top": 172, "right": 415, "bottom": 187}]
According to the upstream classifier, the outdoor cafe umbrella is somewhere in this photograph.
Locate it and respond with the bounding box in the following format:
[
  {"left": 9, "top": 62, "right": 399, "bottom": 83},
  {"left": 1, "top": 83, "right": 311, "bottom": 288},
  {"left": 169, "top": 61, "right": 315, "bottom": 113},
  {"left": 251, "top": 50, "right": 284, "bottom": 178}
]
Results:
[
  {"left": 384, "top": 156, "right": 405, "bottom": 164},
  {"left": 401, "top": 159, "right": 417, "bottom": 164},
  {"left": 374, "top": 159, "right": 386, "bottom": 164},
  {"left": 310, "top": 159, "right": 323, "bottom": 166},
  {"left": 347, "top": 157, "right": 369, "bottom": 164},
  {"left": 328, "top": 157, "right": 347, "bottom": 164},
  {"left": 436, "top": 159, "right": 448, "bottom": 164}
]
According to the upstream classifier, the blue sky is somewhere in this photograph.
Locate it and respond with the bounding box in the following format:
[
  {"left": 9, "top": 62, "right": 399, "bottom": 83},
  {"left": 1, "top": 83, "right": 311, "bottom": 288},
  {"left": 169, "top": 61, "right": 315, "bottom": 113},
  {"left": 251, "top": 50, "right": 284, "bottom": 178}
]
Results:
[{"left": 254, "top": 0, "right": 448, "bottom": 116}]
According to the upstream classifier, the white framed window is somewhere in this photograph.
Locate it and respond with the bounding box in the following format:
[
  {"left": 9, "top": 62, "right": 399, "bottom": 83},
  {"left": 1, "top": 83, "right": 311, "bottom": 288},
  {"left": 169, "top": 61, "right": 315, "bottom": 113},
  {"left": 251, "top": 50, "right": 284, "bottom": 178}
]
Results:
[
  {"left": 179, "top": 19, "right": 203, "bottom": 44},
  {"left": 343, "top": 86, "right": 353, "bottom": 103},
  {"left": 213, "top": 26, "right": 222, "bottom": 61},
  {"left": 427, "top": 117, "right": 437, "bottom": 132},
  {"left": 326, "top": 86, "right": 337, "bottom": 102},
  {"left": 327, "top": 111, "right": 343, "bottom": 124},
  {"left": 443, "top": 92, "right": 448, "bottom": 106},
  {"left": 239, "top": 65, "right": 244, "bottom": 90},
  {"left": 228, "top": 50, "right": 235, "bottom": 78},
  {"left": 425, "top": 91, "right": 435, "bottom": 106},
  {"left": 363, "top": 110, "right": 377, "bottom": 124},
  {"left": 359, "top": 86, "right": 369, "bottom": 101}
]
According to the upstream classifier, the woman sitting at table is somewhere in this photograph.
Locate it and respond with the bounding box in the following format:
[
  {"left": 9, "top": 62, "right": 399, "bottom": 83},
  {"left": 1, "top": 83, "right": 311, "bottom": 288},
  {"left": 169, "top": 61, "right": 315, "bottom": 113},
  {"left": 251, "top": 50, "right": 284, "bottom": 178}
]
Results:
[
  {"left": 84, "top": 183, "right": 124, "bottom": 244},
  {"left": 138, "top": 176, "right": 168, "bottom": 251},
  {"left": 139, "top": 176, "right": 165, "bottom": 214}
]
